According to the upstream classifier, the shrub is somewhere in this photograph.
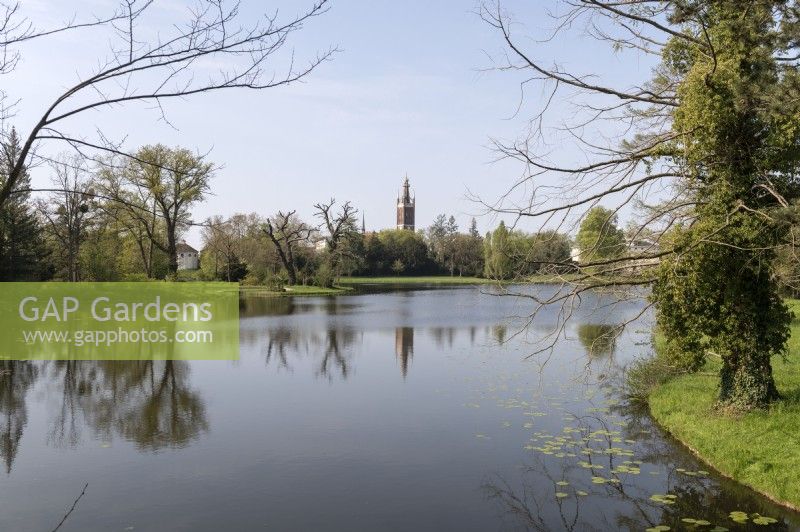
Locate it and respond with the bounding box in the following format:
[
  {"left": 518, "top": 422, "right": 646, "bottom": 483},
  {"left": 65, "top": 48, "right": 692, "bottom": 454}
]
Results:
[{"left": 625, "top": 354, "right": 685, "bottom": 404}]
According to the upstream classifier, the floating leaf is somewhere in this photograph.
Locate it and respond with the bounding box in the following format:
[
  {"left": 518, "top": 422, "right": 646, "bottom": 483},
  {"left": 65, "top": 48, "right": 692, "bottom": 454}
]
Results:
[
  {"left": 751, "top": 514, "right": 778, "bottom": 526},
  {"left": 646, "top": 526, "right": 671, "bottom": 532},
  {"left": 729, "top": 511, "right": 748, "bottom": 523},
  {"left": 556, "top": 481, "right": 569, "bottom": 486},
  {"left": 650, "top": 494, "right": 677, "bottom": 505},
  {"left": 555, "top": 492, "right": 569, "bottom": 498}
]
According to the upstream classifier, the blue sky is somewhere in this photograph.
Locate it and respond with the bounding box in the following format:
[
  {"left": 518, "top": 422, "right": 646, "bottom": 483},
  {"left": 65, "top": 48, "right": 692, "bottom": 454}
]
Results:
[{"left": 7, "top": 0, "right": 657, "bottom": 246}]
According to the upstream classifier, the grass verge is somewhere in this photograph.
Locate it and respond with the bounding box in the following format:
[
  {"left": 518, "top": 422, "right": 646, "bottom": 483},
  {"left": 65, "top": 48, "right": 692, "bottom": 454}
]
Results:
[
  {"left": 239, "top": 285, "right": 353, "bottom": 297},
  {"left": 648, "top": 301, "right": 800, "bottom": 510}
]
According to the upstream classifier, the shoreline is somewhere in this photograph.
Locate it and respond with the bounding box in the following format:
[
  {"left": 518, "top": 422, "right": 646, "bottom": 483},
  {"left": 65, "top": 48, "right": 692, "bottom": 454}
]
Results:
[
  {"left": 649, "top": 405, "right": 800, "bottom": 513},
  {"left": 648, "top": 351, "right": 800, "bottom": 512}
]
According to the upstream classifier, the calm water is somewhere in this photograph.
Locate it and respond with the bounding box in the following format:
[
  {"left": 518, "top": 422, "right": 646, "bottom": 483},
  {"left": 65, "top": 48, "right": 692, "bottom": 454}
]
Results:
[{"left": 0, "top": 286, "right": 798, "bottom": 531}]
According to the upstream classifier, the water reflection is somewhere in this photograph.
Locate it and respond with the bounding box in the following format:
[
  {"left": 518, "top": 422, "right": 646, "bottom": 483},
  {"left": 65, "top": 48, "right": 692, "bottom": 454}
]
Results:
[
  {"left": 395, "top": 327, "right": 414, "bottom": 377},
  {"left": 0, "top": 361, "right": 37, "bottom": 473},
  {"left": 576, "top": 324, "right": 621, "bottom": 358},
  {"left": 0, "top": 359, "right": 208, "bottom": 475},
  {"left": 486, "top": 391, "right": 793, "bottom": 531},
  {"left": 0, "top": 288, "right": 796, "bottom": 531},
  {"left": 48, "top": 360, "right": 208, "bottom": 451}
]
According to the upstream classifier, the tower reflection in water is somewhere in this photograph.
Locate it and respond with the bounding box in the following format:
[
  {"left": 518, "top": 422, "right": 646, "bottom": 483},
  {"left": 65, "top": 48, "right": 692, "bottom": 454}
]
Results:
[{"left": 394, "top": 327, "right": 414, "bottom": 378}]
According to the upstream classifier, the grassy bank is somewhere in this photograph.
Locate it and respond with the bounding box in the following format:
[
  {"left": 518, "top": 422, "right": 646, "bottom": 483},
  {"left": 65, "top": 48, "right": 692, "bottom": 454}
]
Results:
[
  {"left": 239, "top": 285, "right": 353, "bottom": 297},
  {"left": 648, "top": 301, "right": 800, "bottom": 510}
]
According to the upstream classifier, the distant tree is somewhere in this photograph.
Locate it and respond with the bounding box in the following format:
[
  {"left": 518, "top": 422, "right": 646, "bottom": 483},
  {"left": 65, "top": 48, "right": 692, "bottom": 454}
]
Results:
[
  {"left": 113, "top": 145, "right": 213, "bottom": 274},
  {"left": 451, "top": 233, "right": 484, "bottom": 276},
  {"left": 427, "top": 214, "right": 459, "bottom": 274},
  {"left": 202, "top": 215, "right": 251, "bottom": 282},
  {"left": 97, "top": 163, "right": 164, "bottom": 278},
  {"left": 484, "top": 221, "right": 512, "bottom": 279},
  {"left": 520, "top": 231, "right": 572, "bottom": 274},
  {"left": 363, "top": 233, "right": 388, "bottom": 274},
  {"left": 469, "top": 217, "right": 480, "bottom": 238},
  {"left": 262, "top": 211, "right": 315, "bottom": 285},
  {"left": 0, "top": 127, "right": 49, "bottom": 280},
  {"left": 575, "top": 207, "right": 625, "bottom": 264},
  {"left": 39, "top": 156, "right": 95, "bottom": 282},
  {"left": 80, "top": 220, "right": 123, "bottom": 281},
  {"left": 313, "top": 199, "right": 360, "bottom": 277},
  {"left": 391, "top": 259, "right": 405, "bottom": 275},
  {"left": 377, "top": 229, "right": 431, "bottom": 275}
]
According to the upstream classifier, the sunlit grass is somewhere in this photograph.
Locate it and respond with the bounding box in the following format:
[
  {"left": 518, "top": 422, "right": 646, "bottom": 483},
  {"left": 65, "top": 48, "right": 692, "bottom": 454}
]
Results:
[{"left": 649, "top": 300, "right": 800, "bottom": 509}]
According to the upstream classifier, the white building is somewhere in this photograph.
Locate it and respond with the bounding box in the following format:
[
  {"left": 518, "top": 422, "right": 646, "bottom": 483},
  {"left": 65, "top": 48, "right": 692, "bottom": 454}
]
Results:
[{"left": 176, "top": 240, "right": 199, "bottom": 270}]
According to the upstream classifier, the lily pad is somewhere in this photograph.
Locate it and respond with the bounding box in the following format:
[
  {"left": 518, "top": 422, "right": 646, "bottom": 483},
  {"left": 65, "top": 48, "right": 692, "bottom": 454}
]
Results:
[{"left": 751, "top": 514, "right": 778, "bottom": 525}]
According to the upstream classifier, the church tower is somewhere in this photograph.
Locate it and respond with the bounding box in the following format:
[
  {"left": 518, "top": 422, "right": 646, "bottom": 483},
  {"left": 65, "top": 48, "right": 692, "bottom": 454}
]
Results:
[{"left": 396, "top": 175, "right": 415, "bottom": 230}]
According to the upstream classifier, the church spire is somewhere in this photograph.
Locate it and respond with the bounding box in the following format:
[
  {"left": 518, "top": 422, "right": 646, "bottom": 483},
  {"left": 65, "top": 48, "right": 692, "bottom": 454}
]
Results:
[
  {"left": 401, "top": 174, "right": 412, "bottom": 204},
  {"left": 396, "top": 175, "right": 415, "bottom": 230}
]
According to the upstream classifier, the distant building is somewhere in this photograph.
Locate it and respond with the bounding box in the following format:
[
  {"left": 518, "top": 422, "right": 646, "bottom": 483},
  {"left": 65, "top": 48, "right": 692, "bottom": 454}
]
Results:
[
  {"left": 176, "top": 240, "right": 199, "bottom": 270},
  {"left": 396, "top": 175, "right": 415, "bottom": 230}
]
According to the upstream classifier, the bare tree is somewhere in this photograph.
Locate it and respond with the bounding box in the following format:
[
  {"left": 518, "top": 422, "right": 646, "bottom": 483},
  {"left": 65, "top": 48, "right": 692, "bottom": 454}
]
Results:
[
  {"left": 0, "top": 0, "right": 335, "bottom": 208},
  {"left": 39, "top": 156, "right": 95, "bottom": 282},
  {"left": 262, "top": 210, "right": 315, "bottom": 286},
  {"left": 472, "top": 2, "right": 712, "bottom": 354},
  {"left": 314, "top": 199, "right": 359, "bottom": 252},
  {"left": 313, "top": 198, "right": 359, "bottom": 275}
]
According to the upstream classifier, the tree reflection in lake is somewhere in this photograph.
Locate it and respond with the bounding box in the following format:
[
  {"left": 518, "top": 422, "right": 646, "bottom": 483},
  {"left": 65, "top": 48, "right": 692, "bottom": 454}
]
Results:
[
  {"left": 259, "top": 325, "right": 360, "bottom": 380},
  {"left": 576, "top": 324, "right": 621, "bottom": 358},
  {"left": 45, "top": 360, "right": 207, "bottom": 452},
  {"left": 0, "top": 361, "right": 38, "bottom": 472}
]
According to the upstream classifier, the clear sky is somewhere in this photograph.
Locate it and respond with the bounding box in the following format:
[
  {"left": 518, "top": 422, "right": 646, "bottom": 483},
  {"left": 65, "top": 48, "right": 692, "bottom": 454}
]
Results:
[{"left": 6, "top": 0, "right": 657, "bottom": 247}]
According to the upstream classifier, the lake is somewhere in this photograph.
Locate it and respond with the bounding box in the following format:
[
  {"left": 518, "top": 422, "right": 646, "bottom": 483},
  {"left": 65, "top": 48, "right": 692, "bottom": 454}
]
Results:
[{"left": 0, "top": 285, "right": 797, "bottom": 531}]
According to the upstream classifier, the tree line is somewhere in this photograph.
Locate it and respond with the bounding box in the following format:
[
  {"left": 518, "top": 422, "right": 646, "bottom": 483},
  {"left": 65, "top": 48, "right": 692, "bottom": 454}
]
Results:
[{"left": 0, "top": 129, "right": 591, "bottom": 286}]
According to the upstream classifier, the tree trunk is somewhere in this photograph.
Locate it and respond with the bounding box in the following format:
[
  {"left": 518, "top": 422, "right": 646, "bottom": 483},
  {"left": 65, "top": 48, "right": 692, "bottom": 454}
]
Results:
[
  {"left": 719, "top": 352, "right": 780, "bottom": 410},
  {"left": 285, "top": 245, "right": 298, "bottom": 285},
  {"left": 167, "top": 227, "right": 178, "bottom": 274}
]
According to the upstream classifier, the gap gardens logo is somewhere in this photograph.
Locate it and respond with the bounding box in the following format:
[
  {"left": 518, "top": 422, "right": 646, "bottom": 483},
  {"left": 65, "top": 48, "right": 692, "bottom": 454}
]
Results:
[{"left": 0, "top": 283, "right": 239, "bottom": 360}]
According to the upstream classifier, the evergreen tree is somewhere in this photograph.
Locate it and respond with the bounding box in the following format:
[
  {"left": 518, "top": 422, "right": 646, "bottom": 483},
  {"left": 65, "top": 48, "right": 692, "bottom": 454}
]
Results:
[
  {"left": 0, "top": 128, "right": 49, "bottom": 280},
  {"left": 469, "top": 218, "right": 479, "bottom": 238}
]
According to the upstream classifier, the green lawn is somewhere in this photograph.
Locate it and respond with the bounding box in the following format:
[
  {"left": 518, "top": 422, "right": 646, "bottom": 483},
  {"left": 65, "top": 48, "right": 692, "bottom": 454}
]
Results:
[{"left": 649, "top": 301, "right": 800, "bottom": 510}]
